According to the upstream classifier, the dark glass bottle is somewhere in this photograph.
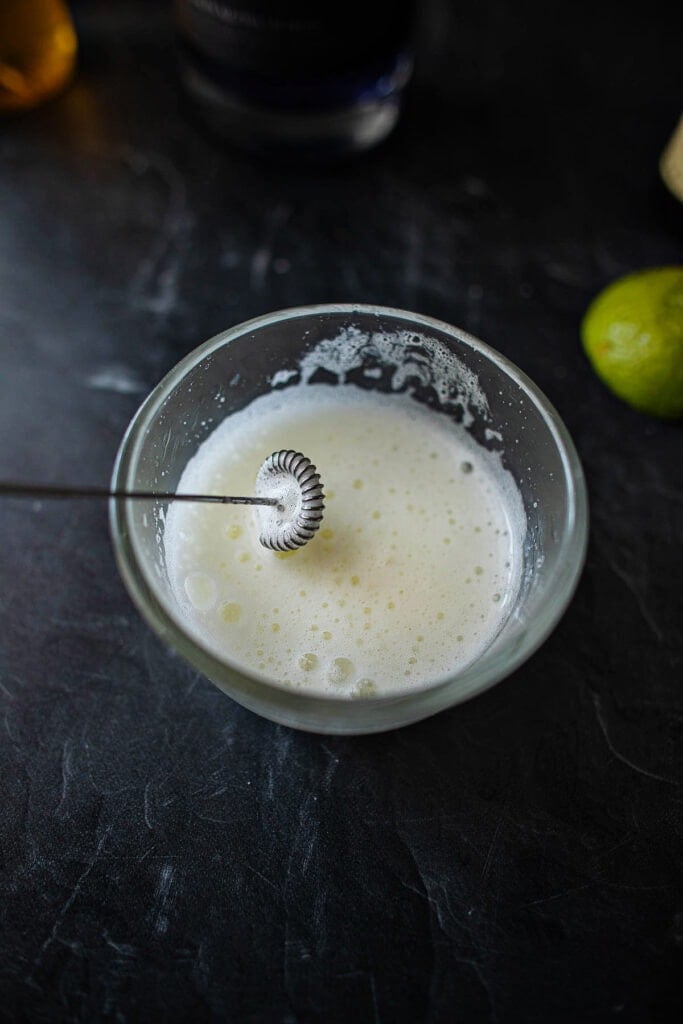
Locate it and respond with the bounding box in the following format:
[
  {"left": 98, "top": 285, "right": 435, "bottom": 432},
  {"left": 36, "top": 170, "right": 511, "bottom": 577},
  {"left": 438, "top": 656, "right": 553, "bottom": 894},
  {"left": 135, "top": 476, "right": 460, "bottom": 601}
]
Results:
[{"left": 175, "top": 0, "right": 416, "bottom": 158}]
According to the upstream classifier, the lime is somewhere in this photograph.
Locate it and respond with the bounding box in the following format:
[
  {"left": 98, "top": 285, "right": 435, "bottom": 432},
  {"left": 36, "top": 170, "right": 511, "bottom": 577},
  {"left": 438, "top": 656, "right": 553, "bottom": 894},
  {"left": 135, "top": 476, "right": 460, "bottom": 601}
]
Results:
[{"left": 581, "top": 266, "right": 683, "bottom": 420}]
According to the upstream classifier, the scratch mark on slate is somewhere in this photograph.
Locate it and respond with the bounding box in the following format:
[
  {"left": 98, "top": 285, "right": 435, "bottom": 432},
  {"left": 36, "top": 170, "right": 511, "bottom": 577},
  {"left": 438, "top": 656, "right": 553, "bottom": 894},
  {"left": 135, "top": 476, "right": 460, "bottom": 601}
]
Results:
[
  {"left": 282, "top": 790, "right": 318, "bottom": 895},
  {"left": 480, "top": 814, "right": 505, "bottom": 888},
  {"left": 457, "top": 957, "right": 497, "bottom": 1022},
  {"left": 30, "top": 825, "right": 113, "bottom": 976},
  {"left": 603, "top": 552, "right": 663, "bottom": 642},
  {"left": 243, "top": 863, "right": 280, "bottom": 894},
  {"left": 54, "top": 739, "right": 74, "bottom": 819},
  {"left": 369, "top": 971, "right": 380, "bottom": 1024},
  {"left": 103, "top": 931, "right": 137, "bottom": 957},
  {"left": 4, "top": 712, "right": 17, "bottom": 742},
  {"left": 592, "top": 692, "right": 678, "bottom": 785},
  {"left": 143, "top": 781, "right": 153, "bottom": 830},
  {"left": 125, "top": 148, "right": 190, "bottom": 316},
  {"left": 520, "top": 881, "right": 596, "bottom": 909},
  {"left": 152, "top": 862, "right": 175, "bottom": 936},
  {"left": 85, "top": 364, "right": 146, "bottom": 394},
  {"left": 250, "top": 203, "right": 291, "bottom": 291},
  {"left": 320, "top": 742, "right": 340, "bottom": 787}
]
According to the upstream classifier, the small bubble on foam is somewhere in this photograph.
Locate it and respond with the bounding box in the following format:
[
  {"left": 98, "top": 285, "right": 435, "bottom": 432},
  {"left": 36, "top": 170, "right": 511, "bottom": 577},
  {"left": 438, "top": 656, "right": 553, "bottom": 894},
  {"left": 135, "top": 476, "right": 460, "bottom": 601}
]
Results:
[
  {"left": 351, "top": 575, "right": 361, "bottom": 586},
  {"left": 227, "top": 524, "right": 242, "bottom": 540},
  {"left": 475, "top": 566, "right": 483, "bottom": 575},
  {"left": 299, "top": 653, "right": 318, "bottom": 671},
  {"left": 461, "top": 461, "right": 473, "bottom": 474},
  {"left": 322, "top": 631, "right": 332, "bottom": 640},
  {"left": 220, "top": 602, "right": 242, "bottom": 623},
  {"left": 184, "top": 572, "right": 217, "bottom": 612},
  {"left": 328, "top": 658, "right": 354, "bottom": 684},
  {"left": 352, "top": 679, "right": 377, "bottom": 698},
  {"left": 353, "top": 479, "right": 363, "bottom": 490}
]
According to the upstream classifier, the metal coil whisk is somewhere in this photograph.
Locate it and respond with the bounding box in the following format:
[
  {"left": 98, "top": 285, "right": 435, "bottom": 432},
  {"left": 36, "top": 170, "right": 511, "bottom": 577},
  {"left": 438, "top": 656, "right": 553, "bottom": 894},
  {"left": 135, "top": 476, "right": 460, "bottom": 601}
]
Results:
[{"left": 256, "top": 450, "right": 325, "bottom": 551}]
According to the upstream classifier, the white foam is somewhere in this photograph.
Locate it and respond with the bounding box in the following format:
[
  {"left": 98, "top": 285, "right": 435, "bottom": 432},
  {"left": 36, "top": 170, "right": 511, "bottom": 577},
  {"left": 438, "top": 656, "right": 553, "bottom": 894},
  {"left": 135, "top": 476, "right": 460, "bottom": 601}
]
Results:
[
  {"left": 298, "top": 326, "right": 489, "bottom": 427},
  {"left": 164, "top": 383, "right": 525, "bottom": 698}
]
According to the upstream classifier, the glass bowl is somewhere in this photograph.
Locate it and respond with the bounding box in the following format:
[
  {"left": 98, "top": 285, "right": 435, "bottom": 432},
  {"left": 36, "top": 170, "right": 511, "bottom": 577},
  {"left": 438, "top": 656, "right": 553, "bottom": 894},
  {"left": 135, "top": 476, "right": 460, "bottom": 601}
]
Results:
[{"left": 110, "top": 305, "right": 588, "bottom": 734}]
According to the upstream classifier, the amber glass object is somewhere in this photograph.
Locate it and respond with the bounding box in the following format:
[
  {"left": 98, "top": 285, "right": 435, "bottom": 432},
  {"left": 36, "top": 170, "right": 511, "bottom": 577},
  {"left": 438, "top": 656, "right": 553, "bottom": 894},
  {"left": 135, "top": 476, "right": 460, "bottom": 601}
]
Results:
[{"left": 0, "top": 0, "right": 76, "bottom": 113}]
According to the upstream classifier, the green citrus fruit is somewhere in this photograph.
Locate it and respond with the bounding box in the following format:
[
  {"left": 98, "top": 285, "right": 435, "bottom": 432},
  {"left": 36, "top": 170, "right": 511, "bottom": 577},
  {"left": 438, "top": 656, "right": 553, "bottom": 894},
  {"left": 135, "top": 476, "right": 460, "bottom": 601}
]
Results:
[{"left": 581, "top": 266, "right": 683, "bottom": 419}]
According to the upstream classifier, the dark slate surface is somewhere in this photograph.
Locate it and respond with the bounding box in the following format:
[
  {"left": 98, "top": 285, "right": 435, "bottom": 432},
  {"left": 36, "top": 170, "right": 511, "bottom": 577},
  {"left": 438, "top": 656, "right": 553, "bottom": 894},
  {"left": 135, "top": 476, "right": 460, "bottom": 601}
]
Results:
[{"left": 1, "top": 1, "right": 681, "bottom": 1021}]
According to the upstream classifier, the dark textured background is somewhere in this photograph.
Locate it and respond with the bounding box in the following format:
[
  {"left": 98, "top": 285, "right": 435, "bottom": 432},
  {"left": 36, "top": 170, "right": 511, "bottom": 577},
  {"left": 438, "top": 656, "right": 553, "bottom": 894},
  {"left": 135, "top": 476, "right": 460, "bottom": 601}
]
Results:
[{"left": 1, "top": 1, "right": 681, "bottom": 1021}]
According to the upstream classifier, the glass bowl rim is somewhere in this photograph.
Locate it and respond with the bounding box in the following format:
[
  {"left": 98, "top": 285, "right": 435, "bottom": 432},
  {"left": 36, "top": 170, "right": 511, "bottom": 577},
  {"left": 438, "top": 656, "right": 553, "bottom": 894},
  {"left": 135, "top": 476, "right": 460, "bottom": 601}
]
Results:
[{"left": 110, "top": 303, "right": 589, "bottom": 713}]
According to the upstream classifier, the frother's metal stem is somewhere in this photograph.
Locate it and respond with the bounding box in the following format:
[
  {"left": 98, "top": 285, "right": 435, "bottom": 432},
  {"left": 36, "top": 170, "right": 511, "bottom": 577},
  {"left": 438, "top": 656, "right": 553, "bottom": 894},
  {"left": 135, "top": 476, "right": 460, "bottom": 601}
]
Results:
[
  {"left": 0, "top": 448, "right": 324, "bottom": 551},
  {"left": 0, "top": 481, "right": 279, "bottom": 507}
]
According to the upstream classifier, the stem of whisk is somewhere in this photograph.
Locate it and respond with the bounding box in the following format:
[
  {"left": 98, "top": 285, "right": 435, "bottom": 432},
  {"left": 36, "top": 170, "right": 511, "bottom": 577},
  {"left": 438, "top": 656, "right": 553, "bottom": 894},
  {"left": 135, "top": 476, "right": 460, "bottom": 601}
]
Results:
[
  {"left": 0, "top": 482, "right": 280, "bottom": 506},
  {"left": 0, "top": 448, "right": 324, "bottom": 551}
]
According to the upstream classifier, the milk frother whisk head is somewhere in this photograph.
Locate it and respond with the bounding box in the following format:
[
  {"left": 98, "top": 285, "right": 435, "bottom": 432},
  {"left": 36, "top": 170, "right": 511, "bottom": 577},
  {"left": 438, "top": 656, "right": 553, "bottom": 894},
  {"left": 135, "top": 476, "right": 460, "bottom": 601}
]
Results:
[{"left": 256, "top": 450, "right": 325, "bottom": 551}]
